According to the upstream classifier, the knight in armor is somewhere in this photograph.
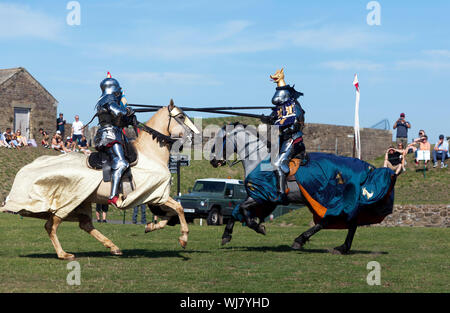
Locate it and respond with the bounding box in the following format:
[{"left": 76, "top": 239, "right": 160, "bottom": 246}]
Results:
[
  {"left": 265, "top": 68, "right": 306, "bottom": 201},
  {"left": 94, "top": 73, "right": 136, "bottom": 207}
]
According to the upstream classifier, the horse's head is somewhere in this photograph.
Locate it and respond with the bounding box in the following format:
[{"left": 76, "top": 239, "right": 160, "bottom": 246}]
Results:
[
  {"left": 165, "top": 99, "right": 200, "bottom": 139},
  {"left": 209, "top": 123, "right": 245, "bottom": 168}
]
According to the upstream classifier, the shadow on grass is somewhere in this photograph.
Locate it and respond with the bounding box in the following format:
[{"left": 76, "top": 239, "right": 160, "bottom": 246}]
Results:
[
  {"left": 21, "top": 249, "right": 209, "bottom": 261},
  {"left": 221, "top": 245, "right": 388, "bottom": 255}
]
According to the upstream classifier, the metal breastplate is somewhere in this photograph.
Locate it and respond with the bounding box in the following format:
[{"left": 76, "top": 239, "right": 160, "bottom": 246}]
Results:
[{"left": 272, "top": 88, "right": 291, "bottom": 106}]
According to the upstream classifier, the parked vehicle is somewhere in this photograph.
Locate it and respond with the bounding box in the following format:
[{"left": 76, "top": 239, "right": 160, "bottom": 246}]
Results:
[{"left": 175, "top": 178, "right": 247, "bottom": 225}]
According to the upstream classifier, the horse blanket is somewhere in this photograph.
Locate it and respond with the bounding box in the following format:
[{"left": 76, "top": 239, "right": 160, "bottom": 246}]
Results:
[
  {"left": 244, "top": 153, "right": 396, "bottom": 228},
  {"left": 1, "top": 152, "right": 171, "bottom": 220}
]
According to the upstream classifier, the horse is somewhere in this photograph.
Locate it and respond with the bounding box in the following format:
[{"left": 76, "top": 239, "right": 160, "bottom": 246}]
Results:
[
  {"left": 1, "top": 101, "right": 199, "bottom": 260},
  {"left": 209, "top": 123, "right": 396, "bottom": 254}
]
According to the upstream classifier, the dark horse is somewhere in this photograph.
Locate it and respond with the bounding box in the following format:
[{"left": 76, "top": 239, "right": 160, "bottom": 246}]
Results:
[{"left": 210, "top": 123, "right": 396, "bottom": 254}]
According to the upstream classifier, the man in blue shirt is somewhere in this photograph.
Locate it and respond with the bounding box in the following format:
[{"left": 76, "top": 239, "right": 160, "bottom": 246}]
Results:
[
  {"left": 433, "top": 135, "right": 449, "bottom": 168},
  {"left": 56, "top": 113, "right": 66, "bottom": 139},
  {"left": 393, "top": 113, "right": 411, "bottom": 147}
]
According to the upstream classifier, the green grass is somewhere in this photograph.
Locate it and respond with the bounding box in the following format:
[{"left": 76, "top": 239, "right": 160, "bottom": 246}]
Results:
[{"left": 0, "top": 213, "right": 448, "bottom": 293}]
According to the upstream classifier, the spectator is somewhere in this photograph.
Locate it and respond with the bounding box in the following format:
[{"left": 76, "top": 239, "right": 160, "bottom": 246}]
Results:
[
  {"left": 96, "top": 204, "right": 108, "bottom": 223},
  {"left": 132, "top": 204, "right": 147, "bottom": 225},
  {"left": 0, "top": 130, "right": 9, "bottom": 148},
  {"left": 3, "top": 128, "right": 20, "bottom": 149},
  {"left": 65, "top": 137, "right": 73, "bottom": 151},
  {"left": 56, "top": 113, "right": 66, "bottom": 139},
  {"left": 407, "top": 130, "right": 426, "bottom": 154},
  {"left": 414, "top": 135, "right": 431, "bottom": 166},
  {"left": 433, "top": 134, "right": 449, "bottom": 168},
  {"left": 384, "top": 144, "right": 405, "bottom": 175},
  {"left": 393, "top": 113, "right": 411, "bottom": 147},
  {"left": 78, "top": 135, "right": 91, "bottom": 155},
  {"left": 52, "top": 131, "right": 71, "bottom": 153},
  {"left": 39, "top": 128, "right": 50, "bottom": 148},
  {"left": 15, "top": 130, "right": 28, "bottom": 147},
  {"left": 71, "top": 115, "right": 84, "bottom": 150}
]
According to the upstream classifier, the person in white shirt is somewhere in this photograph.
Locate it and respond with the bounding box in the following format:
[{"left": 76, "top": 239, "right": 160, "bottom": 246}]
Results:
[
  {"left": 433, "top": 134, "right": 449, "bottom": 168},
  {"left": 70, "top": 115, "right": 84, "bottom": 150}
]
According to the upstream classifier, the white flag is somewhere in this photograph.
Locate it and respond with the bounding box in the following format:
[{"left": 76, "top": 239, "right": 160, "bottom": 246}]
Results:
[{"left": 353, "top": 74, "right": 361, "bottom": 159}]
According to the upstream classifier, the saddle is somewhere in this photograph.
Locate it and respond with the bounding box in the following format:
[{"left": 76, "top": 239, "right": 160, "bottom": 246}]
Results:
[{"left": 87, "top": 141, "right": 139, "bottom": 184}]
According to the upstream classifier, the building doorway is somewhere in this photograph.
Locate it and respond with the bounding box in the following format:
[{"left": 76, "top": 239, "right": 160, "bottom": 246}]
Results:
[{"left": 14, "top": 107, "right": 30, "bottom": 138}]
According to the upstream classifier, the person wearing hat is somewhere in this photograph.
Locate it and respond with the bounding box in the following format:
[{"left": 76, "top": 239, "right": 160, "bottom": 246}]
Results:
[
  {"left": 433, "top": 135, "right": 449, "bottom": 168},
  {"left": 393, "top": 113, "right": 411, "bottom": 148}
]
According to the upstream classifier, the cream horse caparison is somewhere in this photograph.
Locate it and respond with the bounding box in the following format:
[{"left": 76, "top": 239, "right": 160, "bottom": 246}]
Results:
[{"left": 24, "top": 102, "right": 198, "bottom": 260}]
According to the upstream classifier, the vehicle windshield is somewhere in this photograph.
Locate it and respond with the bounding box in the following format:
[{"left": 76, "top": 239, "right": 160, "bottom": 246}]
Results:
[{"left": 193, "top": 181, "right": 226, "bottom": 193}]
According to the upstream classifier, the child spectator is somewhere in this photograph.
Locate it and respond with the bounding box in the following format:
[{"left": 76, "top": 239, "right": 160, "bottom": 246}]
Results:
[{"left": 433, "top": 134, "right": 449, "bottom": 168}]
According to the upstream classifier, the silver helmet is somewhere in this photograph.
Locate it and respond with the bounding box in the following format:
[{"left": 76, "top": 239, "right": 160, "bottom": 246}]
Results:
[{"left": 100, "top": 77, "right": 122, "bottom": 98}]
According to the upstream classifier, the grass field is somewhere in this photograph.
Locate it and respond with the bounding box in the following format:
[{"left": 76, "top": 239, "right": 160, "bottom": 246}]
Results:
[
  {"left": 0, "top": 211, "right": 448, "bottom": 293},
  {"left": 0, "top": 131, "right": 448, "bottom": 293}
]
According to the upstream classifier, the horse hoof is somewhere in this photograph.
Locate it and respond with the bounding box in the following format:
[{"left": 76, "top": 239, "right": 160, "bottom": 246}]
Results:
[
  {"left": 258, "top": 225, "right": 266, "bottom": 236},
  {"left": 144, "top": 224, "right": 153, "bottom": 233},
  {"left": 178, "top": 239, "right": 187, "bottom": 249},
  {"left": 221, "top": 237, "right": 232, "bottom": 246},
  {"left": 291, "top": 241, "right": 304, "bottom": 250},
  {"left": 111, "top": 249, "right": 123, "bottom": 256},
  {"left": 331, "top": 246, "right": 349, "bottom": 255},
  {"left": 59, "top": 253, "right": 75, "bottom": 261}
]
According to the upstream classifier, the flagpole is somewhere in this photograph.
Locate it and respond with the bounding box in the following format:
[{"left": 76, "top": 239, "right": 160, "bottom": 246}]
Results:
[{"left": 353, "top": 74, "right": 361, "bottom": 160}]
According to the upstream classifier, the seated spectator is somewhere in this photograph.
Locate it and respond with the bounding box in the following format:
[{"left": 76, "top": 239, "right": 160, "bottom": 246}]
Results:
[
  {"left": 65, "top": 137, "right": 73, "bottom": 150},
  {"left": 39, "top": 128, "right": 50, "bottom": 148},
  {"left": 52, "top": 131, "right": 71, "bottom": 153},
  {"left": 407, "top": 130, "right": 426, "bottom": 154},
  {"left": 413, "top": 135, "right": 431, "bottom": 166},
  {"left": 384, "top": 144, "right": 405, "bottom": 175},
  {"left": 0, "top": 130, "right": 10, "bottom": 148},
  {"left": 3, "top": 128, "right": 20, "bottom": 149},
  {"left": 77, "top": 135, "right": 91, "bottom": 155},
  {"left": 15, "top": 130, "right": 28, "bottom": 147},
  {"left": 433, "top": 134, "right": 449, "bottom": 168}
]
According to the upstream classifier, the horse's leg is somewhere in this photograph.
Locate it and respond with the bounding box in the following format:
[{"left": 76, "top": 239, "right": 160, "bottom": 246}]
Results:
[
  {"left": 145, "top": 217, "right": 169, "bottom": 233},
  {"left": 44, "top": 215, "right": 75, "bottom": 260},
  {"left": 239, "top": 197, "right": 266, "bottom": 235},
  {"left": 221, "top": 218, "right": 236, "bottom": 246},
  {"left": 161, "top": 197, "right": 189, "bottom": 248},
  {"left": 291, "top": 219, "right": 327, "bottom": 250},
  {"left": 78, "top": 214, "right": 122, "bottom": 256},
  {"left": 332, "top": 223, "right": 357, "bottom": 255}
]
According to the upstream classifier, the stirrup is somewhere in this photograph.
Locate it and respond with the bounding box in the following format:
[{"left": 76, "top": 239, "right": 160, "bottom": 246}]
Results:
[{"left": 108, "top": 196, "right": 119, "bottom": 208}]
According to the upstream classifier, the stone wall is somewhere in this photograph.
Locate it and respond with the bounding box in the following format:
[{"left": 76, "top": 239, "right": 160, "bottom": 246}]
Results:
[
  {"left": 375, "top": 205, "right": 449, "bottom": 228},
  {"left": 0, "top": 68, "right": 57, "bottom": 140},
  {"left": 303, "top": 123, "right": 392, "bottom": 161}
]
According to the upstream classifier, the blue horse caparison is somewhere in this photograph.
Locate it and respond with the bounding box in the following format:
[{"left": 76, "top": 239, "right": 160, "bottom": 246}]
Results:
[{"left": 210, "top": 123, "right": 396, "bottom": 254}]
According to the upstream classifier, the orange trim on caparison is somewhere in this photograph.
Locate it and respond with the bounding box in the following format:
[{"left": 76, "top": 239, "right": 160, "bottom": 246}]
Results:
[{"left": 298, "top": 183, "right": 327, "bottom": 218}]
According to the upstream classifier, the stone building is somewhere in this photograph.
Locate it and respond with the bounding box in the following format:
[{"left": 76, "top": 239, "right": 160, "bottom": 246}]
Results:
[{"left": 0, "top": 67, "right": 58, "bottom": 140}]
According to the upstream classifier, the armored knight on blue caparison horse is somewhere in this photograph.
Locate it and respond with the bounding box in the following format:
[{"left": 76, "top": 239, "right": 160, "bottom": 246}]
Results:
[{"left": 210, "top": 69, "right": 397, "bottom": 254}]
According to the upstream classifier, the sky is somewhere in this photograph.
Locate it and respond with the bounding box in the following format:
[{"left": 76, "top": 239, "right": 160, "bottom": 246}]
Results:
[{"left": 1, "top": 0, "right": 449, "bottom": 143}]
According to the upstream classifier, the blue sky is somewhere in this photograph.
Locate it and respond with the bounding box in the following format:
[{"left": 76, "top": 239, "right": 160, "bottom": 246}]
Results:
[{"left": 1, "top": 0, "right": 449, "bottom": 143}]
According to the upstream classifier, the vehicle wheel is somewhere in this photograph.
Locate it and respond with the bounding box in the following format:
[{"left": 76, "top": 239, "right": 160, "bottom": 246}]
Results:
[{"left": 207, "top": 207, "right": 222, "bottom": 226}]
